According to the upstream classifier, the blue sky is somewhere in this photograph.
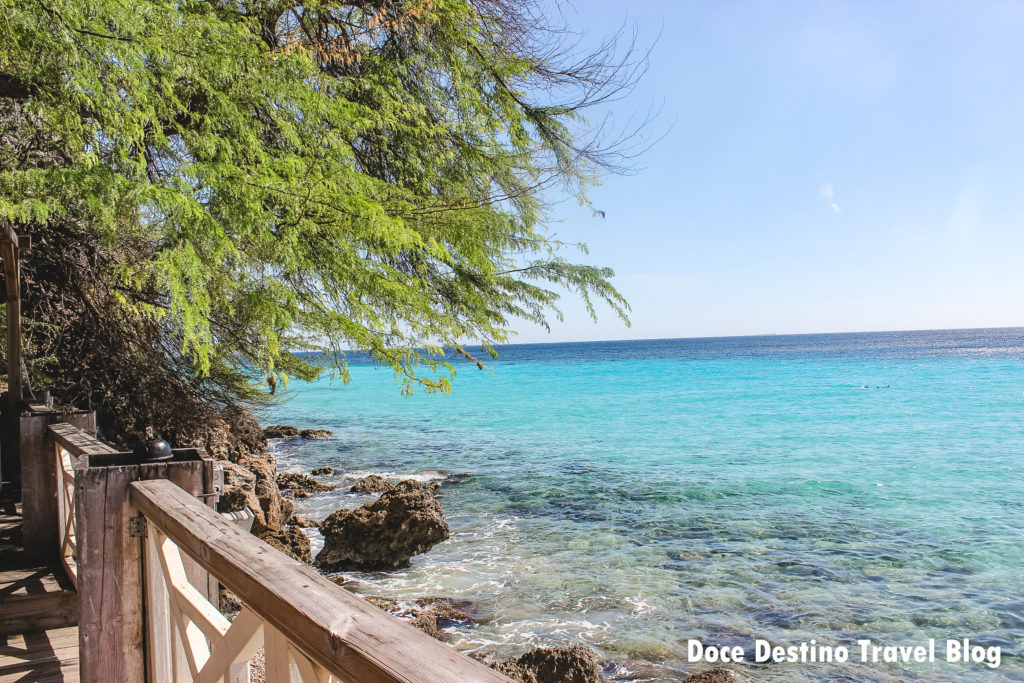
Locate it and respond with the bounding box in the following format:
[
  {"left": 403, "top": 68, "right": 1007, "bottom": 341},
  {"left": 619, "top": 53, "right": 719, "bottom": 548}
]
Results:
[{"left": 510, "top": 0, "right": 1024, "bottom": 343}]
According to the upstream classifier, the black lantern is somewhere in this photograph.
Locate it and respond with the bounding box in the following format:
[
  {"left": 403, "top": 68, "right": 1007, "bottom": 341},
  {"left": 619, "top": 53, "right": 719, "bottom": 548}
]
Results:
[{"left": 134, "top": 426, "right": 173, "bottom": 462}]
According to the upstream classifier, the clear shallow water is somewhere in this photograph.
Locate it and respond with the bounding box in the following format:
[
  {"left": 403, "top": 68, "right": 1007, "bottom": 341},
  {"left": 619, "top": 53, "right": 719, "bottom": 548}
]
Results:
[{"left": 265, "top": 329, "right": 1024, "bottom": 681}]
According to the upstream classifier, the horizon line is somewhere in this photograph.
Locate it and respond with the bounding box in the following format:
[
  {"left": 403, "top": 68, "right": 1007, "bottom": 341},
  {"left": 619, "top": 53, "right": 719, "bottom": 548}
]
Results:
[{"left": 497, "top": 325, "right": 1024, "bottom": 347}]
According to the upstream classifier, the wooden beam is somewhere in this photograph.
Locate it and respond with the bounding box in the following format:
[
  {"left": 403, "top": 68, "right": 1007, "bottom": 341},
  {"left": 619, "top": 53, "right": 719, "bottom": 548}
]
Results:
[
  {"left": 48, "top": 422, "right": 118, "bottom": 459},
  {"left": 1, "top": 220, "right": 21, "bottom": 489},
  {"left": 0, "top": 219, "right": 17, "bottom": 247},
  {"left": 129, "top": 479, "right": 513, "bottom": 683}
]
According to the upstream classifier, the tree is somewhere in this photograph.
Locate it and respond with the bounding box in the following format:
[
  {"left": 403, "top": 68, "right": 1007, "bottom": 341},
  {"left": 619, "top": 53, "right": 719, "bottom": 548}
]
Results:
[{"left": 0, "top": 0, "right": 645, "bottom": 440}]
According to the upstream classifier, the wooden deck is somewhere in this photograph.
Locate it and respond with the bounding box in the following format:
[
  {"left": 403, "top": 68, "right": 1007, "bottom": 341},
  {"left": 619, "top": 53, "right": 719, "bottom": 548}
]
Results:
[
  {"left": 0, "top": 498, "right": 79, "bottom": 682},
  {"left": 0, "top": 626, "right": 79, "bottom": 682}
]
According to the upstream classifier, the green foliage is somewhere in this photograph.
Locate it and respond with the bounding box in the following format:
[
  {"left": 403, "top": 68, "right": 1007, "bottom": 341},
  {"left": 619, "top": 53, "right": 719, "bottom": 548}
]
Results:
[{"left": 0, "top": 0, "right": 633, "bottom": 397}]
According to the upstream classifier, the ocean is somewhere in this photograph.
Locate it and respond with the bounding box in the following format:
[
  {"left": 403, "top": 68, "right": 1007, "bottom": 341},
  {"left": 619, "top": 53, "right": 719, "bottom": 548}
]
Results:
[{"left": 264, "top": 328, "right": 1024, "bottom": 681}]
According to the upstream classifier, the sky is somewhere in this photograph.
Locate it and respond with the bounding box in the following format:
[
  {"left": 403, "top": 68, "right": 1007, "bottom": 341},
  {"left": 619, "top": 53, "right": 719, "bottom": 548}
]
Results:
[{"left": 508, "top": 0, "right": 1024, "bottom": 343}]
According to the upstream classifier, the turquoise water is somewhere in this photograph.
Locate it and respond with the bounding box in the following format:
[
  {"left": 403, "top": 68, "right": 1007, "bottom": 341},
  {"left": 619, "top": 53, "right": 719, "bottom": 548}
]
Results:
[{"left": 265, "top": 329, "right": 1024, "bottom": 681}]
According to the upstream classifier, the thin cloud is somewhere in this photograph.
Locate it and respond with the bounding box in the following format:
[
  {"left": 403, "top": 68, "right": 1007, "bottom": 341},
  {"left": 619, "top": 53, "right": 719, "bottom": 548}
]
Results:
[{"left": 820, "top": 182, "right": 841, "bottom": 213}]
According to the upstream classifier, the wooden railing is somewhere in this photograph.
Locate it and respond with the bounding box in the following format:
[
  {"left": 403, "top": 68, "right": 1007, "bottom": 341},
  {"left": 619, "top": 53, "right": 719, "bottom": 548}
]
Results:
[
  {"left": 40, "top": 422, "right": 508, "bottom": 682},
  {"left": 48, "top": 422, "right": 118, "bottom": 589},
  {"left": 130, "top": 479, "right": 510, "bottom": 683}
]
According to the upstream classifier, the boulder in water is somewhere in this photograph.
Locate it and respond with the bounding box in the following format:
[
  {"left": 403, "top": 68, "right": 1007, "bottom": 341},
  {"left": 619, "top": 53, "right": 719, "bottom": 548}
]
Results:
[
  {"left": 263, "top": 424, "right": 334, "bottom": 439},
  {"left": 315, "top": 481, "right": 449, "bottom": 571},
  {"left": 264, "top": 425, "right": 301, "bottom": 439},
  {"left": 300, "top": 428, "right": 333, "bottom": 439},
  {"left": 311, "top": 466, "right": 334, "bottom": 475}
]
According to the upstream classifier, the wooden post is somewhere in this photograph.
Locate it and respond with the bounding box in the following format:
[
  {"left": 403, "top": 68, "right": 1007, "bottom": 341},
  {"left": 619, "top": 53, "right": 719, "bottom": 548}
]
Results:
[
  {"left": 76, "top": 448, "right": 216, "bottom": 683},
  {"left": 0, "top": 220, "right": 22, "bottom": 490},
  {"left": 22, "top": 409, "right": 100, "bottom": 565}
]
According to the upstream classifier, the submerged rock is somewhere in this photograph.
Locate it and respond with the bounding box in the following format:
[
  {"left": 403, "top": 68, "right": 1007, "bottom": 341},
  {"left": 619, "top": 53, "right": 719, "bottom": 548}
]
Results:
[
  {"left": 360, "top": 595, "right": 475, "bottom": 641},
  {"left": 258, "top": 525, "right": 312, "bottom": 563},
  {"left": 315, "top": 480, "right": 449, "bottom": 571},
  {"left": 290, "top": 515, "right": 318, "bottom": 528},
  {"left": 350, "top": 474, "right": 396, "bottom": 493},
  {"left": 492, "top": 645, "right": 601, "bottom": 683},
  {"left": 311, "top": 466, "right": 334, "bottom": 475},
  {"left": 277, "top": 471, "right": 337, "bottom": 498},
  {"left": 682, "top": 669, "right": 740, "bottom": 683}
]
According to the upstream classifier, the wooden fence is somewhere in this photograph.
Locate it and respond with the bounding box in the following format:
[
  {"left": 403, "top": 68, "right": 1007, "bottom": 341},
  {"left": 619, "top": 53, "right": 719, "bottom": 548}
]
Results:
[{"left": 41, "top": 422, "right": 511, "bottom": 683}]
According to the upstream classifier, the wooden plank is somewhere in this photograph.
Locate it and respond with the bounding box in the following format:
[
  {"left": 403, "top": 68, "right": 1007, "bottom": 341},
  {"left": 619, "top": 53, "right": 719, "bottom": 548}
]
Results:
[
  {"left": 130, "top": 479, "right": 513, "bottom": 683},
  {"left": 144, "top": 527, "right": 174, "bottom": 683},
  {"left": 0, "top": 565, "right": 73, "bottom": 590},
  {"left": 46, "top": 422, "right": 114, "bottom": 459},
  {"left": 0, "top": 590, "right": 78, "bottom": 635},
  {"left": 0, "top": 627, "right": 79, "bottom": 653},
  {"left": 0, "top": 625, "right": 79, "bottom": 683}
]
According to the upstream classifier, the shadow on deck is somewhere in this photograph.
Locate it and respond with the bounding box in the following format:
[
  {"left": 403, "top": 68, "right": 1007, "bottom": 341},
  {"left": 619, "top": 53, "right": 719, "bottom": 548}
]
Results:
[{"left": 0, "top": 496, "right": 79, "bottom": 682}]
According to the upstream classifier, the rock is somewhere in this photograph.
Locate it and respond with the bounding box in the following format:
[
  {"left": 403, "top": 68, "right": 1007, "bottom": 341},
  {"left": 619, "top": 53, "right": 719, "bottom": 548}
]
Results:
[
  {"left": 409, "top": 611, "right": 444, "bottom": 640},
  {"left": 683, "top": 669, "right": 740, "bottom": 683},
  {"left": 350, "top": 474, "right": 396, "bottom": 493},
  {"left": 291, "top": 515, "right": 318, "bottom": 528},
  {"left": 219, "top": 587, "right": 243, "bottom": 621},
  {"left": 413, "top": 597, "right": 475, "bottom": 628},
  {"left": 492, "top": 645, "right": 601, "bottom": 683},
  {"left": 258, "top": 526, "right": 312, "bottom": 563},
  {"left": 264, "top": 425, "right": 334, "bottom": 440},
  {"left": 311, "top": 466, "right": 334, "bottom": 475},
  {"left": 314, "top": 480, "right": 450, "bottom": 571},
  {"left": 360, "top": 595, "right": 474, "bottom": 642},
  {"left": 218, "top": 460, "right": 257, "bottom": 513},
  {"left": 264, "top": 425, "right": 302, "bottom": 439},
  {"left": 201, "top": 406, "right": 268, "bottom": 463},
  {"left": 277, "top": 472, "right": 337, "bottom": 498},
  {"left": 219, "top": 454, "right": 292, "bottom": 534}
]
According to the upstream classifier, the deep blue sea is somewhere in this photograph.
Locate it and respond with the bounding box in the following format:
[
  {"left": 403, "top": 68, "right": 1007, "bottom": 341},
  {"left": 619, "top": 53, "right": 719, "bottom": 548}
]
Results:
[{"left": 265, "top": 328, "right": 1024, "bottom": 681}]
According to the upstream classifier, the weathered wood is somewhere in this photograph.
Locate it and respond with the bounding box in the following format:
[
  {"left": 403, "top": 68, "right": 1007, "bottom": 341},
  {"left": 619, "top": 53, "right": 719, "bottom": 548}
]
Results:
[
  {"left": 130, "top": 479, "right": 513, "bottom": 683},
  {"left": 72, "top": 432, "right": 217, "bottom": 683},
  {"left": 47, "top": 421, "right": 114, "bottom": 459},
  {"left": 22, "top": 412, "right": 100, "bottom": 565},
  {"left": 0, "top": 625, "right": 80, "bottom": 683},
  {"left": 0, "top": 227, "right": 20, "bottom": 490},
  {"left": 144, "top": 527, "right": 175, "bottom": 683},
  {"left": 0, "top": 589, "right": 78, "bottom": 635},
  {"left": 0, "top": 220, "right": 21, "bottom": 495},
  {"left": 75, "top": 464, "right": 144, "bottom": 683},
  {"left": 0, "top": 562, "right": 78, "bottom": 636}
]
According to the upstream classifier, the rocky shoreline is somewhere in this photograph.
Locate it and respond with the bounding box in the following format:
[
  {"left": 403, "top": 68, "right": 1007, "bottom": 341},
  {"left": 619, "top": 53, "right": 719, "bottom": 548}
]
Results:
[{"left": 203, "top": 406, "right": 739, "bottom": 683}]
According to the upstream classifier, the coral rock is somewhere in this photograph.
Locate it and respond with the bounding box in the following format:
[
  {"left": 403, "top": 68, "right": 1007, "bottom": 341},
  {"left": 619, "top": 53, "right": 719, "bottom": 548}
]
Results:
[
  {"left": 315, "top": 481, "right": 449, "bottom": 571},
  {"left": 493, "top": 645, "right": 601, "bottom": 683}
]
